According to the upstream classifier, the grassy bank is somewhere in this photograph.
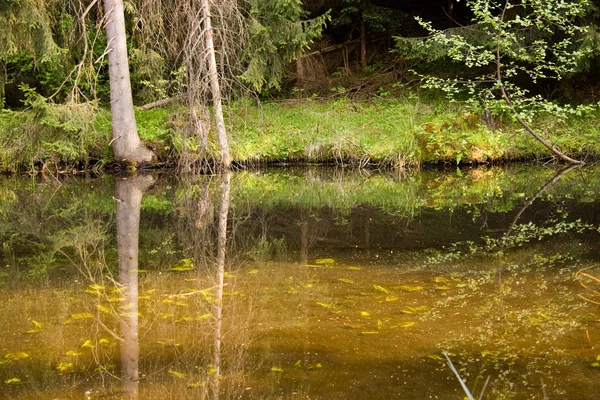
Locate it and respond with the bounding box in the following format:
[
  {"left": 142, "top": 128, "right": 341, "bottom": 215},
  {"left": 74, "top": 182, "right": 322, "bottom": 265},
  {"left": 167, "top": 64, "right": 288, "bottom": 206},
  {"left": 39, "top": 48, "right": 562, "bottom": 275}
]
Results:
[{"left": 2, "top": 94, "right": 600, "bottom": 172}]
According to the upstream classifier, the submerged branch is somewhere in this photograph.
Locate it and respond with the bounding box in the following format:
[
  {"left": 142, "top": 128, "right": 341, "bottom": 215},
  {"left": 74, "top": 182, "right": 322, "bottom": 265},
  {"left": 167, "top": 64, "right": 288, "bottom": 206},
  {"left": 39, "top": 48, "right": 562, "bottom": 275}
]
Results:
[{"left": 505, "top": 163, "right": 582, "bottom": 238}]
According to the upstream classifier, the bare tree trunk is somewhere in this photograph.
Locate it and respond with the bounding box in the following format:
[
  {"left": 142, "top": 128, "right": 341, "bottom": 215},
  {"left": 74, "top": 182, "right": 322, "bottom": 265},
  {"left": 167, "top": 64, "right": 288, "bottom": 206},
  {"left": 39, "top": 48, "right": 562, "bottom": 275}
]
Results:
[
  {"left": 201, "top": 0, "right": 230, "bottom": 169},
  {"left": 359, "top": 12, "right": 367, "bottom": 69},
  {"left": 103, "top": 0, "right": 154, "bottom": 165},
  {"left": 115, "top": 174, "right": 154, "bottom": 399},
  {"left": 212, "top": 172, "right": 231, "bottom": 397},
  {"left": 296, "top": 49, "right": 305, "bottom": 86}
]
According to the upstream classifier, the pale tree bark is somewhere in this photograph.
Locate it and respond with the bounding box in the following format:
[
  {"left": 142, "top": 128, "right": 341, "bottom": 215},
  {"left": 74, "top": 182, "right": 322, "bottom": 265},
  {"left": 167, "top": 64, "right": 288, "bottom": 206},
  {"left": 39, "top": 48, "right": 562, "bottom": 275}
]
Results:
[
  {"left": 211, "top": 172, "right": 231, "bottom": 397},
  {"left": 115, "top": 174, "right": 155, "bottom": 399},
  {"left": 201, "top": 0, "right": 230, "bottom": 169},
  {"left": 103, "top": 0, "right": 154, "bottom": 165}
]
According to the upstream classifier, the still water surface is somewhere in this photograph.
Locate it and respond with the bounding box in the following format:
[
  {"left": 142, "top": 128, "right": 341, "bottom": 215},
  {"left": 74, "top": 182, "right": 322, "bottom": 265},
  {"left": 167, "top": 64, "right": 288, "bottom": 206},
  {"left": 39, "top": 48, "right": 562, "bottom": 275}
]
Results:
[{"left": 0, "top": 165, "right": 599, "bottom": 399}]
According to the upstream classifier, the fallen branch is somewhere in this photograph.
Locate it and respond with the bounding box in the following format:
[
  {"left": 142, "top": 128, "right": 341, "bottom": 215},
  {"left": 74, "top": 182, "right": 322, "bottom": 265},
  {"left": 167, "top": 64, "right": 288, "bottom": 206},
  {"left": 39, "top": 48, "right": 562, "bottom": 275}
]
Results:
[{"left": 139, "top": 95, "right": 181, "bottom": 110}]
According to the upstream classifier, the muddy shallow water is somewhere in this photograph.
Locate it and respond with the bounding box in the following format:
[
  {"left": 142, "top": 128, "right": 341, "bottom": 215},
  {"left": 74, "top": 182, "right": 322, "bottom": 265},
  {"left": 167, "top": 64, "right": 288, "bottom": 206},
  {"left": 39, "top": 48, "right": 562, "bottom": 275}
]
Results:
[{"left": 0, "top": 165, "right": 599, "bottom": 399}]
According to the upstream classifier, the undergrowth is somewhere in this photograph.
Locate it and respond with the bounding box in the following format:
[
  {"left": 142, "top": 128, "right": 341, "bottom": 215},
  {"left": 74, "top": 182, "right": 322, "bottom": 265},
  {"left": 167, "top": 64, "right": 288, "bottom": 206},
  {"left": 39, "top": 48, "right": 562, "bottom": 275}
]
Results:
[{"left": 2, "top": 90, "right": 600, "bottom": 172}]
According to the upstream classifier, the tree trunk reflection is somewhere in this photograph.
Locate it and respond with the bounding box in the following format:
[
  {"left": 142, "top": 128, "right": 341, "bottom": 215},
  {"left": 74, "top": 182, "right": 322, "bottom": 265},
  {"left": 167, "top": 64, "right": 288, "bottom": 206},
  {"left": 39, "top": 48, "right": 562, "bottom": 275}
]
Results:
[
  {"left": 211, "top": 172, "right": 230, "bottom": 399},
  {"left": 115, "top": 175, "right": 154, "bottom": 399}
]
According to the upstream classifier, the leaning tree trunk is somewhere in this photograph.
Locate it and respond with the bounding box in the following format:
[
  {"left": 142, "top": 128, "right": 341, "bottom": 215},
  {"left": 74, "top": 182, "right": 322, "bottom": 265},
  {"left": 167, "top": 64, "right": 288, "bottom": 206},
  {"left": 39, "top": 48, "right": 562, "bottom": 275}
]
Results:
[
  {"left": 103, "top": 0, "right": 154, "bottom": 165},
  {"left": 495, "top": 3, "right": 583, "bottom": 165},
  {"left": 201, "top": 0, "right": 230, "bottom": 169}
]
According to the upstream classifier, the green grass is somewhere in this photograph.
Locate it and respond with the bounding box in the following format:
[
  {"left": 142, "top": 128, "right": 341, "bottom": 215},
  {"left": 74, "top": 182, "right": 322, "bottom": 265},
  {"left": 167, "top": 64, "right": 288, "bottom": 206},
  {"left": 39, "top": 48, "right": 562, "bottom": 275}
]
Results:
[
  {"left": 2, "top": 93, "right": 600, "bottom": 172},
  {"left": 227, "top": 95, "right": 600, "bottom": 166}
]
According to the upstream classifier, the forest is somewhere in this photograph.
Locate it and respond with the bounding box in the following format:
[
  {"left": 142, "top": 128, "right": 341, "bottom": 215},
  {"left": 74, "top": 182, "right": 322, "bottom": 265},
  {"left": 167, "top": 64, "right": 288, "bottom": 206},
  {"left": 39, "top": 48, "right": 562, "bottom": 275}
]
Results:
[
  {"left": 2, "top": 0, "right": 600, "bottom": 171},
  {"left": 2, "top": 2, "right": 600, "bottom": 399}
]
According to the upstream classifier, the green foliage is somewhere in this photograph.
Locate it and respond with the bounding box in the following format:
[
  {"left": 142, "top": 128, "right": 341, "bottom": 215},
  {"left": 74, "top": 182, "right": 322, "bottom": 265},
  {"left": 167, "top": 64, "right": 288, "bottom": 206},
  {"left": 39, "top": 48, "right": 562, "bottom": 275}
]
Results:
[
  {"left": 332, "top": 0, "right": 406, "bottom": 33},
  {"left": 394, "top": 0, "right": 593, "bottom": 127},
  {"left": 240, "top": 0, "right": 330, "bottom": 92},
  {"left": 0, "top": 85, "right": 106, "bottom": 170}
]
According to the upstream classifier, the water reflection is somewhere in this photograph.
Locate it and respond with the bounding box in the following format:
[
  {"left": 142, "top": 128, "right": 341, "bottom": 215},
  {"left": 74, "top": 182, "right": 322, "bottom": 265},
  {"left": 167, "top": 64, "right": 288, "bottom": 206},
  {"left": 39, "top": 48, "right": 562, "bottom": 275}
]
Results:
[
  {"left": 0, "top": 166, "right": 599, "bottom": 399},
  {"left": 115, "top": 175, "right": 155, "bottom": 398}
]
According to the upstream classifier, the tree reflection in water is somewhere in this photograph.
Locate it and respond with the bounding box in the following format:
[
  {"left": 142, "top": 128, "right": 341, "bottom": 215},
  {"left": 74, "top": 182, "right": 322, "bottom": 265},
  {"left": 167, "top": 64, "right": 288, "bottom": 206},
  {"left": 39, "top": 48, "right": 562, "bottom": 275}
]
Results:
[{"left": 115, "top": 175, "right": 155, "bottom": 399}]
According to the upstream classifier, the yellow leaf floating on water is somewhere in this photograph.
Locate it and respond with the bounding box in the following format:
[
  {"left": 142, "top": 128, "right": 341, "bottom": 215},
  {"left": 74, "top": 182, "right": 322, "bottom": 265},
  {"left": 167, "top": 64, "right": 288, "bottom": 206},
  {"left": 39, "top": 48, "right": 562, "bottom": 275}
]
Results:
[
  {"left": 5, "top": 378, "right": 20, "bottom": 384},
  {"left": 145, "top": 289, "right": 157, "bottom": 294},
  {"left": 308, "top": 363, "right": 322, "bottom": 369},
  {"left": 119, "top": 312, "right": 141, "bottom": 318},
  {"left": 270, "top": 366, "right": 283, "bottom": 372},
  {"left": 592, "top": 362, "right": 600, "bottom": 368},
  {"left": 434, "top": 276, "right": 451, "bottom": 285},
  {"left": 377, "top": 320, "right": 384, "bottom": 330},
  {"left": 338, "top": 278, "right": 354, "bottom": 284},
  {"left": 248, "top": 269, "right": 259, "bottom": 275},
  {"left": 85, "top": 284, "right": 105, "bottom": 295},
  {"left": 401, "top": 306, "right": 430, "bottom": 315},
  {"left": 65, "top": 351, "right": 80, "bottom": 357},
  {"left": 108, "top": 297, "right": 126, "bottom": 303},
  {"left": 32, "top": 320, "right": 43, "bottom": 329},
  {"left": 81, "top": 340, "right": 95, "bottom": 349},
  {"left": 56, "top": 362, "right": 73, "bottom": 371},
  {"left": 71, "top": 313, "right": 94, "bottom": 320},
  {"left": 597, "top": 355, "right": 600, "bottom": 361},
  {"left": 170, "top": 258, "right": 194, "bottom": 271},
  {"left": 157, "top": 339, "right": 180, "bottom": 347},
  {"left": 168, "top": 369, "right": 188, "bottom": 379},
  {"left": 188, "top": 382, "right": 206, "bottom": 388},
  {"left": 373, "top": 285, "right": 390, "bottom": 294},
  {"left": 97, "top": 305, "right": 111, "bottom": 314},
  {"left": 427, "top": 355, "right": 443, "bottom": 361},
  {"left": 360, "top": 331, "right": 379, "bottom": 335},
  {"left": 394, "top": 285, "right": 424, "bottom": 292},
  {"left": 5, "top": 352, "right": 29, "bottom": 361},
  {"left": 294, "top": 360, "right": 302, "bottom": 368},
  {"left": 385, "top": 296, "right": 398, "bottom": 302},
  {"left": 315, "top": 258, "right": 334, "bottom": 265},
  {"left": 99, "top": 339, "right": 111, "bottom": 347},
  {"left": 360, "top": 311, "right": 371, "bottom": 317},
  {"left": 160, "top": 313, "right": 174, "bottom": 319},
  {"left": 347, "top": 266, "right": 361, "bottom": 271},
  {"left": 316, "top": 302, "right": 334, "bottom": 309},
  {"left": 398, "top": 322, "right": 416, "bottom": 328}
]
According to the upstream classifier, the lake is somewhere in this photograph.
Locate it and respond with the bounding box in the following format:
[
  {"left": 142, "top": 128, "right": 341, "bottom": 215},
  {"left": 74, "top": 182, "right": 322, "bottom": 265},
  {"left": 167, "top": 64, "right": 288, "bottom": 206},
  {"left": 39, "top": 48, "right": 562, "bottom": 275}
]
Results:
[{"left": 0, "top": 164, "right": 599, "bottom": 399}]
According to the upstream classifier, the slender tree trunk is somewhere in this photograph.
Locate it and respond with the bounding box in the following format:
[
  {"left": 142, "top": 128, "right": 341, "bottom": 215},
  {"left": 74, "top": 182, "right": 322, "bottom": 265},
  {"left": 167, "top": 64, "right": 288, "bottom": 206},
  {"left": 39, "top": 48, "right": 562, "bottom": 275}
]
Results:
[
  {"left": 296, "top": 49, "right": 305, "bottom": 86},
  {"left": 212, "top": 172, "right": 231, "bottom": 397},
  {"left": 359, "top": 12, "right": 367, "bottom": 69},
  {"left": 103, "top": 0, "right": 154, "bottom": 165},
  {"left": 447, "top": 0, "right": 455, "bottom": 27},
  {"left": 201, "top": 0, "right": 230, "bottom": 169},
  {"left": 115, "top": 174, "right": 154, "bottom": 399}
]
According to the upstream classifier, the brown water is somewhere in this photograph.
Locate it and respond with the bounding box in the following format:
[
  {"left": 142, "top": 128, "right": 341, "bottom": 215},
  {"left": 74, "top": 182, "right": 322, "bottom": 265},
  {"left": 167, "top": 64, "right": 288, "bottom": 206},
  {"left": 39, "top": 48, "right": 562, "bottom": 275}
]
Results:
[{"left": 0, "top": 165, "right": 599, "bottom": 399}]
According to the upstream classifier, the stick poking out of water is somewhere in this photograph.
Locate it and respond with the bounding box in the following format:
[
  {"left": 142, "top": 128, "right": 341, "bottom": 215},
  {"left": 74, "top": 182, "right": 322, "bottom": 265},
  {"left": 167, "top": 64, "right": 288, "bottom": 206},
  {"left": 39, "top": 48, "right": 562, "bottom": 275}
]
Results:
[{"left": 443, "top": 351, "right": 475, "bottom": 400}]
